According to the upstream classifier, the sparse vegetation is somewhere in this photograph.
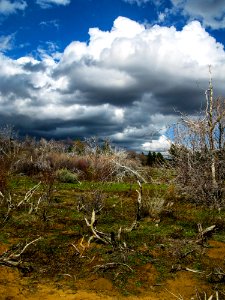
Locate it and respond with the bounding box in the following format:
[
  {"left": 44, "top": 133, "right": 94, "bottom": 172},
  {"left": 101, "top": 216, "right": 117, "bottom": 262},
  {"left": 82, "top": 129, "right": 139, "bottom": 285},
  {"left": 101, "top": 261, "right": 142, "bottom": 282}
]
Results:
[{"left": 0, "top": 116, "right": 225, "bottom": 299}]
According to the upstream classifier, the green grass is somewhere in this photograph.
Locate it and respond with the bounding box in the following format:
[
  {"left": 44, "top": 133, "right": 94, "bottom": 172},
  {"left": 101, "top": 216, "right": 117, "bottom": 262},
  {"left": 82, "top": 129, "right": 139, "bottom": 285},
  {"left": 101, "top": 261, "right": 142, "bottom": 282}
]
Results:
[
  {"left": 212, "top": 233, "right": 225, "bottom": 243},
  {"left": 58, "top": 181, "right": 167, "bottom": 193},
  {"left": 9, "top": 175, "right": 39, "bottom": 190}
]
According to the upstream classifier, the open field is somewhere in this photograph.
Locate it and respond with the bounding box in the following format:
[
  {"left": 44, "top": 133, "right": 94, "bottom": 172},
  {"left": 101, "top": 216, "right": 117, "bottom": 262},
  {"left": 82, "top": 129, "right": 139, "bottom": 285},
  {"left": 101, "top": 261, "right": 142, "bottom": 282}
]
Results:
[{"left": 1, "top": 170, "right": 225, "bottom": 300}]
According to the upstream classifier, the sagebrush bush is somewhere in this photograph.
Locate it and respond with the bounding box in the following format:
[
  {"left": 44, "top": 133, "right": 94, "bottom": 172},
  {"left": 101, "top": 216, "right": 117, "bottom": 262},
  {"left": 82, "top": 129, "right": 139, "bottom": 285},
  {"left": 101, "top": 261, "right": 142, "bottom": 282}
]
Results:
[
  {"left": 15, "top": 159, "right": 42, "bottom": 176},
  {"left": 0, "top": 132, "right": 143, "bottom": 183},
  {"left": 141, "top": 190, "right": 166, "bottom": 218},
  {"left": 56, "top": 168, "right": 78, "bottom": 183}
]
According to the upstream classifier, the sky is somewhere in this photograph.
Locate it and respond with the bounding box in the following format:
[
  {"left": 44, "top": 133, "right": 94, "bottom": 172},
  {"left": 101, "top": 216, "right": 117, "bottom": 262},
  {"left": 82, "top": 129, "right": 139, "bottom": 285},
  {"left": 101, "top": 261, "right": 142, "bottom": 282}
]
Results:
[{"left": 1, "top": 0, "right": 225, "bottom": 153}]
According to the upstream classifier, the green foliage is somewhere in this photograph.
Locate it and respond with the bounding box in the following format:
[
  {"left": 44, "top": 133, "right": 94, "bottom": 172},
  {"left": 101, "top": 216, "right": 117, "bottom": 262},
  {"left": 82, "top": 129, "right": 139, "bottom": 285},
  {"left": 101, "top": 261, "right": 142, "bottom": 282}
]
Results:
[
  {"left": 72, "top": 139, "right": 86, "bottom": 155},
  {"left": 146, "top": 151, "right": 165, "bottom": 166},
  {"left": 56, "top": 168, "right": 78, "bottom": 183}
]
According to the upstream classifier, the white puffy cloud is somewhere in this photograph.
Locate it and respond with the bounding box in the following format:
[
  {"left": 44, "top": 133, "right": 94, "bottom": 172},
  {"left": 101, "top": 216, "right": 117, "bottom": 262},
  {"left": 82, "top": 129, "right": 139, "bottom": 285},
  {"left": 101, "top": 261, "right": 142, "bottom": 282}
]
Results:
[
  {"left": 36, "top": 0, "right": 70, "bottom": 9},
  {"left": 0, "top": 0, "right": 27, "bottom": 15},
  {"left": 171, "top": 0, "right": 225, "bottom": 29},
  {"left": 1, "top": 16, "right": 225, "bottom": 150},
  {"left": 142, "top": 135, "right": 171, "bottom": 153}
]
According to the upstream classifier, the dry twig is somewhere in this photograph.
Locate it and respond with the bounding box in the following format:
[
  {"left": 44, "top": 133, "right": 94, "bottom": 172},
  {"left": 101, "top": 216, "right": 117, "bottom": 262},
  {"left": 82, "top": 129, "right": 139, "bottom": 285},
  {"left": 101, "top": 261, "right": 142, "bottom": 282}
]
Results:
[
  {"left": 0, "top": 237, "right": 42, "bottom": 268},
  {"left": 196, "top": 224, "right": 216, "bottom": 244},
  {"left": 85, "top": 210, "right": 111, "bottom": 245},
  {"left": 93, "top": 262, "right": 133, "bottom": 272}
]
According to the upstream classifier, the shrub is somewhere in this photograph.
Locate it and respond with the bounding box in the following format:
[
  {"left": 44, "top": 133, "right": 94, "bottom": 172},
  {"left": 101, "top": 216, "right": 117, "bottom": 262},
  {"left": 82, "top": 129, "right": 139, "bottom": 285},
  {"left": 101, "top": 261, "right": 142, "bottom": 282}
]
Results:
[
  {"left": 56, "top": 168, "right": 78, "bottom": 183},
  {"left": 143, "top": 197, "right": 165, "bottom": 218}
]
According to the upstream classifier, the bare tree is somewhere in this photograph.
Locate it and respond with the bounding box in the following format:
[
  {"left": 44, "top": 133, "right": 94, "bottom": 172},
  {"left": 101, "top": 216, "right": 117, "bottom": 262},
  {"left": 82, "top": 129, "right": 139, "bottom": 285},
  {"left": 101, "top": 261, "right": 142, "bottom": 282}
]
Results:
[
  {"left": 0, "top": 125, "right": 21, "bottom": 192},
  {"left": 170, "top": 67, "right": 225, "bottom": 207}
]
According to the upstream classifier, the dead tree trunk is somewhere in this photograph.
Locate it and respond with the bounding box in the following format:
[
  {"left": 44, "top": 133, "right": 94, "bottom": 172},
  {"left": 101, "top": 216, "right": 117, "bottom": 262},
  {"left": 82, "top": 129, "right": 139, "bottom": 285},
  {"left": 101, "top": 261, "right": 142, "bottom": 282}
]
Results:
[{"left": 207, "top": 66, "right": 217, "bottom": 189}]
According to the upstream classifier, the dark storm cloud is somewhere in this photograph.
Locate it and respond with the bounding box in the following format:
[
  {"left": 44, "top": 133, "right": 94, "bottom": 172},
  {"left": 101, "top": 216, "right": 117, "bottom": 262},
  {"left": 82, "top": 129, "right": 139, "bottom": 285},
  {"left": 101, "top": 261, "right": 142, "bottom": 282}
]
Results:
[
  {"left": 0, "top": 17, "right": 225, "bottom": 151},
  {"left": 21, "top": 61, "right": 47, "bottom": 73},
  {"left": 0, "top": 74, "right": 35, "bottom": 98},
  {"left": 155, "top": 85, "right": 205, "bottom": 114}
]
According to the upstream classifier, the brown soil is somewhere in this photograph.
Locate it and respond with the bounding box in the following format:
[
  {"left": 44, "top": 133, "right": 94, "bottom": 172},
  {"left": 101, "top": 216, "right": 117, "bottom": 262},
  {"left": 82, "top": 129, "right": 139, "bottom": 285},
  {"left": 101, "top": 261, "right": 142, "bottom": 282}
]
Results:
[
  {"left": 0, "top": 264, "right": 204, "bottom": 300},
  {"left": 1, "top": 237, "right": 225, "bottom": 299},
  {"left": 208, "top": 240, "right": 225, "bottom": 260}
]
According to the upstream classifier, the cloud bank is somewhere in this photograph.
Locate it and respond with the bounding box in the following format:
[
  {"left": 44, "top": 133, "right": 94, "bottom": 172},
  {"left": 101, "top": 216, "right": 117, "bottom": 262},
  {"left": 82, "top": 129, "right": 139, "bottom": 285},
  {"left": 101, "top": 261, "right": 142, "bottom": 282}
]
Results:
[{"left": 0, "top": 16, "right": 225, "bottom": 152}]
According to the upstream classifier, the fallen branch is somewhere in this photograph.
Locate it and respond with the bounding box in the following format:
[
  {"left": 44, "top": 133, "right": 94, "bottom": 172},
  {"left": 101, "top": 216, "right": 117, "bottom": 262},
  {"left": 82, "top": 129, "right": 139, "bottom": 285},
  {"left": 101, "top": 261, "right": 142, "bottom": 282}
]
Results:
[
  {"left": 196, "top": 224, "right": 216, "bottom": 244},
  {"left": 206, "top": 267, "right": 225, "bottom": 283},
  {"left": 195, "top": 289, "right": 219, "bottom": 300},
  {"left": 124, "top": 220, "right": 138, "bottom": 233},
  {"left": 117, "top": 222, "right": 137, "bottom": 251},
  {"left": 185, "top": 267, "right": 204, "bottom": 274},
  {"left": 115, "top": 162, "right": 147, "bottom": 183},
  {"left": 93, "top": 262, "right": 133, "bottom": 272},
  {"left": 213, "top": 267, "right": 225, "bottom": 277},
  {"left": 164, "top": 288, "right": 184, "bottom": 300},
  {"left": 85, "top": 210, "right": 111, "bottom": 245},
  {"left": 1, "top": 182, "right": 42, "bottom": 223},
  {"left": 0, "top": 237, "right": 42, "bottom": 268},
  {"left": 17, "top": 182, "right": 41, "bottom": 207},
  {"left": 70, "top": 236, "right": 88, "bottom": 258}
]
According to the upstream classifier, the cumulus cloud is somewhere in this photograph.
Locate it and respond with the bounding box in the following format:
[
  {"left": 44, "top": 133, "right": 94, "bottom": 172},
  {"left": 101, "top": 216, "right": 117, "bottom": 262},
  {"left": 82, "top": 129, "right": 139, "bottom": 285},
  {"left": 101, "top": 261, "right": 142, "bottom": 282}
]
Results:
[
  {"left": 36, "top": 0, "right": 70, "bottom": 9},
  {"left": 142, "top": 135, "right": 171, "bottom": 153},
  {"left": 0, "top": 0, "right": 27, "bottom": 15},
  {"left": 170, "top": 0, "right": 225, "bottom": 29},
  {"left": 0, "top": 16, "right": 225, "bottom": 151}
]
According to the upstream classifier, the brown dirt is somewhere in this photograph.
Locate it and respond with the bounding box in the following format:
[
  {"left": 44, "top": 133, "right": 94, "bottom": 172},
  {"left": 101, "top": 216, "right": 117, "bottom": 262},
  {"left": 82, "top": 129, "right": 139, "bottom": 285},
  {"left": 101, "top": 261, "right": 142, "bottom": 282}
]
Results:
[
  {"left": 208, "top": 240, "right": 225, "bottom": 260},
  {"left": 1, "top": 240, "right": 224, "bottom": 300},
  {"left": 158, "top": 271, "right": 208, "bottom": 300},
  {"left": 0, "top": 265, "right": 204, "bottom": 300}
]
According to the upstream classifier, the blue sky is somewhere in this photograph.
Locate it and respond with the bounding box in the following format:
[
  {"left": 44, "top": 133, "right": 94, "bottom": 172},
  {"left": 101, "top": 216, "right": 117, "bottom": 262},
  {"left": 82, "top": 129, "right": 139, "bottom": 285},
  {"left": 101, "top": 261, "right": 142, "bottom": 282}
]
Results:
[
  {"left": 2, "top": 0, "right": 167, "bottom": 57},
  {"left": 1, "top": 0, "right": 225, "bottom": 152}
]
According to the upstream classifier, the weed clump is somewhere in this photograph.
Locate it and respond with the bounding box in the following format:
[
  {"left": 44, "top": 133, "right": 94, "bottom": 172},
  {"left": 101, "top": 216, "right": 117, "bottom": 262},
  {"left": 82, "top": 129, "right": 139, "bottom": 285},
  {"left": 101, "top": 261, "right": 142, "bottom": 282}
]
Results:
[{"left": 56, "top": 168, "right": 79, "bottom": 183}]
